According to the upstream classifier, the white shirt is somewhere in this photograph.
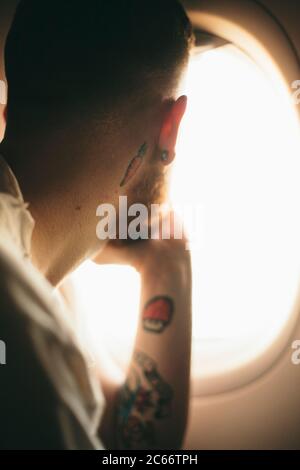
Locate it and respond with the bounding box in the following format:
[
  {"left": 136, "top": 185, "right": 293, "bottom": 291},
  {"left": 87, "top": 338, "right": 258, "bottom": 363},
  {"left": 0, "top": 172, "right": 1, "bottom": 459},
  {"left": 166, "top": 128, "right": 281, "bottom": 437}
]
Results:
[{"left": 0, "top": 155, "right": 106, "bottom": 449}]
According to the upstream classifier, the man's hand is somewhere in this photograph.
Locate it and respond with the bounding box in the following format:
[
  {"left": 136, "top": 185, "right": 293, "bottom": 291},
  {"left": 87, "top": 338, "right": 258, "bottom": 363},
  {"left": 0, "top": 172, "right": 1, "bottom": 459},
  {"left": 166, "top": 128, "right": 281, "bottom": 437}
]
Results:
[{"left": 93, "top": 211, "right": 191, "bottom": 274}]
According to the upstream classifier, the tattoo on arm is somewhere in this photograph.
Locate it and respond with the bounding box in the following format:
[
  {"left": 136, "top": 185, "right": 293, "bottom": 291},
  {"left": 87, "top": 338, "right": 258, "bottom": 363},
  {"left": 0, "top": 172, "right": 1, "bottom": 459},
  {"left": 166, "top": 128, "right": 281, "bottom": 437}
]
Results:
[
  {"left": 120, "top": 142, "right": 148, "bottom": 187},
  {"left": 142, "top": 296, "right": 174, "bottom": 333},
  {"left": 115, "top": 350, "right": 173, "bottom": 449}
]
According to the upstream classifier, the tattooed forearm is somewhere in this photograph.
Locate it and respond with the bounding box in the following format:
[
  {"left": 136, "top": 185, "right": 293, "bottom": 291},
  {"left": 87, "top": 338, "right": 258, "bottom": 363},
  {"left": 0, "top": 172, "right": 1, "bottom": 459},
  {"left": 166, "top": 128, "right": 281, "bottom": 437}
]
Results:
[
  {"left": 120, "top": 142, "right": 148, "bottom": 187},
  {"left": 115, "top": 350, "right": 173, "bottom": 450},
  {"left": 142, "top": 296, "right": 174, "bottom": 333}
]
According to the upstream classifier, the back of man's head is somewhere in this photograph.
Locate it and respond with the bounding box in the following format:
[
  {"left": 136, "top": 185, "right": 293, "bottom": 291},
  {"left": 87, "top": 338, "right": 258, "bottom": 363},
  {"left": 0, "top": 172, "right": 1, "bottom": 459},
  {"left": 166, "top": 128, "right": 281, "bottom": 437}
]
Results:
[{"left": 5, "top": 0, "right": 194, "bottom": 126}]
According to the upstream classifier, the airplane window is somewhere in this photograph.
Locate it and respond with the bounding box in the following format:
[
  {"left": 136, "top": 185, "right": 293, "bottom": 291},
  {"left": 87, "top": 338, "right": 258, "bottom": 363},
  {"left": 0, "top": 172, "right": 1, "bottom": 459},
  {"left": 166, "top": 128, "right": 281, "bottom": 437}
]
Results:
[
  {"left": 71, "top": 44, "right": 300, "bottom": 380},
  {"left": 173, "top": 43, "right": 300, "bottom": 342}
]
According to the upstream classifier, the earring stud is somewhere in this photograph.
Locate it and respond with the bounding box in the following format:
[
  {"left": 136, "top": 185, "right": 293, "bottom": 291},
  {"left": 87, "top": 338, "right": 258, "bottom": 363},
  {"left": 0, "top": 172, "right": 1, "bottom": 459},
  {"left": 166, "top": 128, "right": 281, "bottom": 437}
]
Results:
[{"left": 161, "top": 150, "right": 169, "bottom": 162}]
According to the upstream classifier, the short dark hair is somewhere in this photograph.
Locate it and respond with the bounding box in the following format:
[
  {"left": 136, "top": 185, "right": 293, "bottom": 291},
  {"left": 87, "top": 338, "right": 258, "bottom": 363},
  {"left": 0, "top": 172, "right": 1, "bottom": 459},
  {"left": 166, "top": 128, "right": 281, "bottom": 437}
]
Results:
[{"left": 5, "top": 0, "right": 194, "bottom": 121}]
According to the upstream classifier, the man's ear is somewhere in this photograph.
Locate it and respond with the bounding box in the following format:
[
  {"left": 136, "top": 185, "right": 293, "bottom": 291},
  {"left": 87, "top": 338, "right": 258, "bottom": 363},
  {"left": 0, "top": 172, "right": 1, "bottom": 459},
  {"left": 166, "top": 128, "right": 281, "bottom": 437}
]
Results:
[{"left": 158, "top": 95, "right": 187, "bottom": 165}]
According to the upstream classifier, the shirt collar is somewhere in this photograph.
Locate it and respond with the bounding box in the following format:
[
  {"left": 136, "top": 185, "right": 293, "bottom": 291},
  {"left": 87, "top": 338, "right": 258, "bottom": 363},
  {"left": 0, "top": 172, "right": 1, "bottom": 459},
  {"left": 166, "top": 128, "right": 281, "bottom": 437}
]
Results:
[{"left": 0, "top": 154, "right": 35, "bottom": 259}]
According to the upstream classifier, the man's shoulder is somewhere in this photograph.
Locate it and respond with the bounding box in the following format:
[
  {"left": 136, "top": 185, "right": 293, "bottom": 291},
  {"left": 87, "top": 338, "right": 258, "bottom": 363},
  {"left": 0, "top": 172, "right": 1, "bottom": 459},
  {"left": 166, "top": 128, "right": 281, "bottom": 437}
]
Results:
[
  {"left": 0, "top": 241, "right": 70, "bottom": 334},
  {"left": 0, "top": 243, "right": 37, "bottom": 324},
  {"left": 0, "top": 246, "right": 66, "bottom": 448},
  {"left": 0, "top": 243, "right": 106, "bottom": 450}
]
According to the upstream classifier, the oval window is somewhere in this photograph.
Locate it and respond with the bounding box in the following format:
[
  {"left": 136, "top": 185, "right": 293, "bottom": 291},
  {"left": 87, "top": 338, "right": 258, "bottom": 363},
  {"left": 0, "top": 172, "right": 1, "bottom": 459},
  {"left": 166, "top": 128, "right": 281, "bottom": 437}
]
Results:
[{"left": 71, "top": 44, "right": 300, "bottom": 382}]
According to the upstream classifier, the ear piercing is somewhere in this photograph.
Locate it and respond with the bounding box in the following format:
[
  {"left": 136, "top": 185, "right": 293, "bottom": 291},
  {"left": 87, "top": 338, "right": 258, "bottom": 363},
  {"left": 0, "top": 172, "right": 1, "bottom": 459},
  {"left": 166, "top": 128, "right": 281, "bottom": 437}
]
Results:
[
  {"left": 161, "top": 149, "right": 176, "bottom": 164},
  {"left": 161, "top": 149, "right": 169, "bottom": 162}
]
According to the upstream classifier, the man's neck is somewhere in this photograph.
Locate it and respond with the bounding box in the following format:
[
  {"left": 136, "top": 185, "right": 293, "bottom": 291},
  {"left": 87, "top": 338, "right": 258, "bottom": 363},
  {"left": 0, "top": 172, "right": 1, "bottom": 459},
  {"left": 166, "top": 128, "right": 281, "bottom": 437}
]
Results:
[
  {"left": 0, "top": 138, "right": 105, "bottom": 286},
  {"left": 29, "top": 198, "right": 95, "bottom": 286}
]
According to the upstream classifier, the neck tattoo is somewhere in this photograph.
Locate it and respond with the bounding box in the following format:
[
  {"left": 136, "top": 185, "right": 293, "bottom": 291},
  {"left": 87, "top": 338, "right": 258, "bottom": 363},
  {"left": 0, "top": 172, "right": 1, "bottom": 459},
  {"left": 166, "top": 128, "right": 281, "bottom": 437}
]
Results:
[{"left": 120, "top": 142, "right": 148, "bottom": 187}]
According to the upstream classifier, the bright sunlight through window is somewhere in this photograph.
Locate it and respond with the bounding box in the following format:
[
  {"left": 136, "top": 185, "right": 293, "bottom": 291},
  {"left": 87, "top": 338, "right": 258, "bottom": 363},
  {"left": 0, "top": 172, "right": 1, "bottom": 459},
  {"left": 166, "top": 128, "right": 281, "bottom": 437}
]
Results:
[{"left": 71, "top": 44, "right": 300, "bottom": 372}]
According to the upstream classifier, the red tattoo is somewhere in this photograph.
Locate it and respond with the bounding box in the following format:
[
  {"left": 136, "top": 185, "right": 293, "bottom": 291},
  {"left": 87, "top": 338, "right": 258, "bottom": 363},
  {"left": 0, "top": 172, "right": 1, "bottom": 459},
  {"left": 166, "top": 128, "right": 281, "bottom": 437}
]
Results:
[{"left": 142, "top": 296, "right": 174, "bottom": 333}]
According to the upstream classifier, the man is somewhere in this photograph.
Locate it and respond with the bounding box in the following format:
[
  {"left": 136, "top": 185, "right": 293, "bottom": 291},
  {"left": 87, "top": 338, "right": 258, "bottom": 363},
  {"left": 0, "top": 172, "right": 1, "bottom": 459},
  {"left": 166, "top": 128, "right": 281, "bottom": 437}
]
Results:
[{"left": 0, "top": 0, "right": 194, "bottom": 449}]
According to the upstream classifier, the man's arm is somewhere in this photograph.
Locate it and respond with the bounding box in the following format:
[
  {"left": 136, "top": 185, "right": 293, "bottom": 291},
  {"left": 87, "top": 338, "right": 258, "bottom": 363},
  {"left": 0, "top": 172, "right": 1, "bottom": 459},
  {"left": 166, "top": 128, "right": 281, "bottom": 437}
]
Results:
[{"left": 97, "top": 238, "right": 192, "bottom": 450}]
